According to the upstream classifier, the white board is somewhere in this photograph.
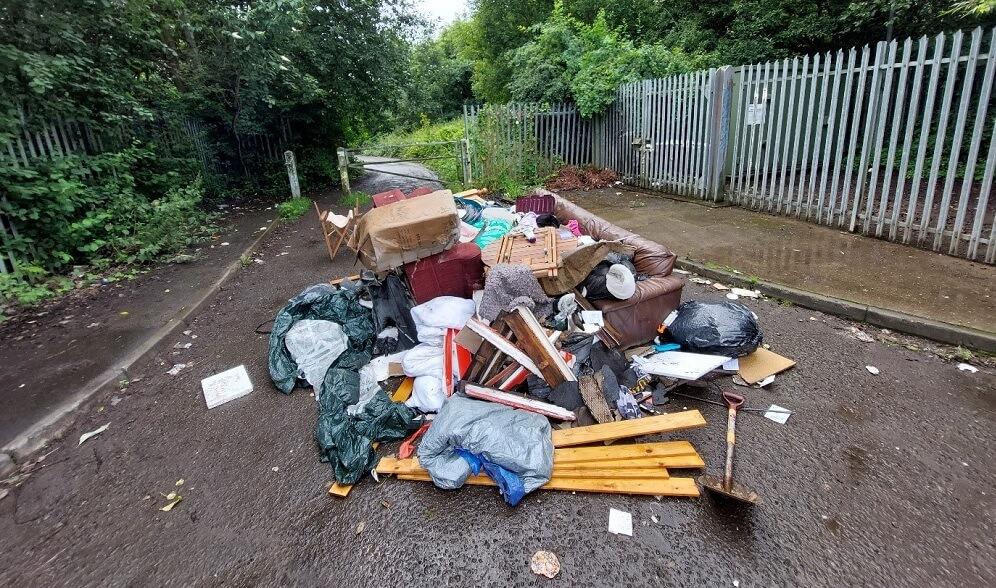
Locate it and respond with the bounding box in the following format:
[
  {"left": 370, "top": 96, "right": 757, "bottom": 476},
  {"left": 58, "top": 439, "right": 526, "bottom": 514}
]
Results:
[
  {"left": 633, "top": 351, "right": 731, "bottom": 381},
  {"left": 201, "top": 365, "right": 253, "bottom": 409}
]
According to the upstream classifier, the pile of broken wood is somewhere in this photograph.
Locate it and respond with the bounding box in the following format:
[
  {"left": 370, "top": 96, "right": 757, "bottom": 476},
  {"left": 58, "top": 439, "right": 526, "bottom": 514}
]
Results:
[{"left": 377, "top": 410, "right": 708, "bottom": 497}]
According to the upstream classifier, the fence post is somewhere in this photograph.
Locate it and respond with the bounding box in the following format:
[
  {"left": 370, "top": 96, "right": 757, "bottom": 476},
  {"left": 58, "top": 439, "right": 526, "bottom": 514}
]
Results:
[
  {"left": 284, "top": 150, "right": 301, "bottom": 199},
  {"left": 707, "top": 66, "right": 734, "bottom": 201},
  {"left": 337, "top": 147, "right": 351, "bottom": 195},
  {"left": 460, "top": 139, "right": 472, "bottom": 184}
]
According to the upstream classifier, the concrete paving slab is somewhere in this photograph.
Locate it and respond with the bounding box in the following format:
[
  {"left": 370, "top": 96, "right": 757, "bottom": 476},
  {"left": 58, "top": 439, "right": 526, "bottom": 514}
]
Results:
[{"left": 564, "top": 188, "right": 995, "bottom": 334}]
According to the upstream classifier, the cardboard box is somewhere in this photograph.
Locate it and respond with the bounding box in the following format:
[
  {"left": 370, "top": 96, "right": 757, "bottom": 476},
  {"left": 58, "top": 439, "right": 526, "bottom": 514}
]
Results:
[{"left": 350, "top": 189, "right": 459, "bottom": 271}]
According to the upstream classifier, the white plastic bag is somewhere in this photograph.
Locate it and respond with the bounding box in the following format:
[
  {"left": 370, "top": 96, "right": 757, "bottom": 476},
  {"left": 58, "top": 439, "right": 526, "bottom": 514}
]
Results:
[
  {"left": 402, "top": 343, "right": 447, "bottom": 378},
  {"left": 410, "top": 296, "right": 476, "bottom": 345},
  {"left": 406, "top": 375, "right": 446, "bottom": 413},
  {"left": 284, "top": 319, "right": 348, "bottom": 391},
  {"left": 348, "top": 363, "right": 383, "bottom": 416}
]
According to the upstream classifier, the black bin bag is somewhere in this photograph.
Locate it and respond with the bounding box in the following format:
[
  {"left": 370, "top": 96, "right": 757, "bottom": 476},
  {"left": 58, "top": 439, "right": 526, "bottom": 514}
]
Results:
[{"left": 666, "top": 301, "right": 763, "bottom": 357}]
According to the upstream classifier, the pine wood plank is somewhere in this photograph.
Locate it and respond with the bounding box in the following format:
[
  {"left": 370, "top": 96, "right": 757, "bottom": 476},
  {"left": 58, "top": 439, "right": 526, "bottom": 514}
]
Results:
[
  {"left": 553, "top": 441, "right": 699, "bottom": 463},
  {"left": 552, "top": 410, "right": 706, "bottom": 447},
  {"left": 552, "top": 467, "right": 670, "bottom": 479},
  {"left": 396, "top": 472, "right": 700, "bottom": 497},
  {"left": 376, "top": 445, "right": 703, "bottom": 477}
]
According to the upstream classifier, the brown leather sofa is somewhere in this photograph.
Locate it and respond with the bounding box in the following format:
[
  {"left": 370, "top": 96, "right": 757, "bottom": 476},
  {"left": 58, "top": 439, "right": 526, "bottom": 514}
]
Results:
[{"left": 551, "top": 193, "right": 685, "bottom": 349}]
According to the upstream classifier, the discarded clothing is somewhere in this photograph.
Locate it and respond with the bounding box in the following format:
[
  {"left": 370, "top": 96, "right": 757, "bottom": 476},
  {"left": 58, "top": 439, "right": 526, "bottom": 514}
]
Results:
[
  {"left": 536, "top": 213, "right": 561, "bottom": 228},
  {"left": 479, "top": 264, "right": 553, "bottom": 322},
  {"left": 473, "top": 218, "right": 513, "bottom": 250},
  {"left": 284, "top": 319, "right": 348, "bottom": 392},
  {"left": 410, "top": 296, "right": 477, "bottom": 346},
  {"left": 666, "top": 301, "right": 763, "bottom": 357},
  {"left": 517, "top": 211, "right": 539, "bottom": 243},
  {"left": 417, "top": 396, "right": 553, "bottom": 500}
]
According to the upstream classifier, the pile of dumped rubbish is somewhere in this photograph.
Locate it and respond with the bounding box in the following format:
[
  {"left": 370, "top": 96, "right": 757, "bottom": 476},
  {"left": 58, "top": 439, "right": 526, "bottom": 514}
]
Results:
[{"left": 265, "top": 187, "right": 796, "bottom": 505}]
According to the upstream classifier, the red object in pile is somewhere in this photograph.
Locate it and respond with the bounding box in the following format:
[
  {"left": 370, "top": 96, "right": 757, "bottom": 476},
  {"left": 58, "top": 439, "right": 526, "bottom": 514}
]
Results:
[
  {"left": 371, "top": 186, "right": 436, "bottom": 208},
  {"left": 403, "top": 242, "right": 484, "bottom": 304}
]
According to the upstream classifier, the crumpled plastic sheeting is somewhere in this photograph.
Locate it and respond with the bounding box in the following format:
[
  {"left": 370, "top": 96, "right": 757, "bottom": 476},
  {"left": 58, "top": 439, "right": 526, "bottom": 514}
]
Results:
[
  {"left": 666, "top": 301, "right": 763, "bottom": 357},
  {"left": 316, "top": 377, "right": 415, "bottom": 484},
  {"left": 269, "top": 284, "right": 416, "bottom": 484},
  {"left": 268, "top": 284, "right": 375, "bottom": 394},
  {"left": 417, "top": 396, "right": 553, "bottom": 497},
  {"left": 284, "top": 319, "right": 348, "bottom": 392},
  {"left": 410, "top": 296, "right": 476, "bottom": 346},
  {"left": 408, "top": 375, "right": 446, "bottom": 413}
]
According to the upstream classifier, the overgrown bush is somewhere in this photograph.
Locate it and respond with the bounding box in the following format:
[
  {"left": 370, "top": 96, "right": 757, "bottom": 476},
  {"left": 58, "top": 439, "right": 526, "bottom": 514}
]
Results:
[
  {"left": 508, "top": 5, "right": 719, "bottom": 116},
  {"left": 0, "top": 143, "right": 214, "bottom": 304}
]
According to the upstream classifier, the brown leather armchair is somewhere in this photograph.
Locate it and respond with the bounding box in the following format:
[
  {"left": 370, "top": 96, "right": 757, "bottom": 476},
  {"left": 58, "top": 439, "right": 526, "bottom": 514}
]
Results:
[{"left": 551, "top": 194, "right": 685, "bottom": 348}]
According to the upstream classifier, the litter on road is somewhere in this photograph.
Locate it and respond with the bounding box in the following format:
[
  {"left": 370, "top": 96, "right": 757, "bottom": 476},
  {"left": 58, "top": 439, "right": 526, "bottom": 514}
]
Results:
[
  {"left": 201, "top": 365, "right": 253, "bottom": 409},
  {"left": 250, "top": 187, "right": 807, "bottom": 509},
  {"left": 608, "top": 508, "right": 633, "bottom": 536},
  {"left": 530, "top": 550, "right": 561, "bottom": 578},
  {"left": 78, "top": 423, "right": 110, "bottom": 446}
]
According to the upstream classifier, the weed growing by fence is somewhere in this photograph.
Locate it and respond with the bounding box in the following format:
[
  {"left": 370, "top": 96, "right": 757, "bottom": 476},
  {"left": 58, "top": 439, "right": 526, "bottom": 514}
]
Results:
[
  {"left": 278, "top": 197, "right": 311, "bottom": 220},
  {"left": 468, "top": 105, "right": 558, "bottom": 197}
]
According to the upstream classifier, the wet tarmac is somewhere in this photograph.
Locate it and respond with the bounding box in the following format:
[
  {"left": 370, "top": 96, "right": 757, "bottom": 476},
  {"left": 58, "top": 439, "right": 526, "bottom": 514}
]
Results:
[
  {"left": 1, "top": 184, "right": 993, "bottom": 587},
  {"left": 565, "top": 188, "right": 995, "bottom": 333},
  {"left": 0, "top": 205, "right": 277, "bottom": 447}
]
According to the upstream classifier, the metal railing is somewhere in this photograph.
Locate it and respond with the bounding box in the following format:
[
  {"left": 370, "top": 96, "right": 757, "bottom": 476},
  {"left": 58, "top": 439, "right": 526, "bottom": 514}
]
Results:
[{"left": 463, "top": 26, "right": 996, "bottom": 264}]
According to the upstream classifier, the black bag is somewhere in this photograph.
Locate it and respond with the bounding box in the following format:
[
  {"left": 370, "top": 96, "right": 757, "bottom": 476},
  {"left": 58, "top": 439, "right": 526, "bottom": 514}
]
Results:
[{"left": 666, "top": 301, "right": 763, "bottom": 357}]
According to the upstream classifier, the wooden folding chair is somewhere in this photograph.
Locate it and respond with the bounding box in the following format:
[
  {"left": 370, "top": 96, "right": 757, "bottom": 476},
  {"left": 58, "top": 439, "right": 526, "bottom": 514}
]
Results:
[{"left": 314, "top": 201, "right": 356, "bottom": 261}]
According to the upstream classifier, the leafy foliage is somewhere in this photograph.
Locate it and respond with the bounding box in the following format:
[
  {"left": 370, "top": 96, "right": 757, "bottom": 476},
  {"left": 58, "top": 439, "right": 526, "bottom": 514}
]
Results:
[
  {"left": 278, "top": 197, "right": 311, "bottom": 219},
  {"left": 365, "top": 118, "right": 468, "bottom": 189},
  {"left": 0, "top": 0, "right": 425, "bottom": 305},
  {"left": 507, "top": 6, "right": 718, "bottom": 116}
]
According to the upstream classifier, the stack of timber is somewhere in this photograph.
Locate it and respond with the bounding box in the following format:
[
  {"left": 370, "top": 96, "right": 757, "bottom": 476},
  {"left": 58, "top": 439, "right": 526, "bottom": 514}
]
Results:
[{"left": 376, "top": 410, "right": 707, "bottom": 497}]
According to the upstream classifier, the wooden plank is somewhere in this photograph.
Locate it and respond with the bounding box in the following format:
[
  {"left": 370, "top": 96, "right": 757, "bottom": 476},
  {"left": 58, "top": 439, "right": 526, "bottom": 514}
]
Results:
[
  {"left": 396, "top": 471, "right": 700, "bottom": 497},
  {"left": 505, "top": 306, "right": 575, "bottom": 386},
  {"left": 552, "top": 411, "right": 706, "bottom": 447},
  {"left": 552, "top": 466, "right": 670, "bottom": 479},
  {"left": 553, "top": 440, "right": 699, "bottom": 462},
  {"left": 463, "top": 383, "right": 576, "bottom": 421},
  {"left": 464, "top": 317, "right": 542, "bottom": 378},
  {"left": 377, "top": 449, "right": 703, "bottom": 477},
  {"left": 391, "top": 377, "right": 414, "bottom": 402},
  {"left": 555, "top": 453, "right": 705, "bottom": 469}
]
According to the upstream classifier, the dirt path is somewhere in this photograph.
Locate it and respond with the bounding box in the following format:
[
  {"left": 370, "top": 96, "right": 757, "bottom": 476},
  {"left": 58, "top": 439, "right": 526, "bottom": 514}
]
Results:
[{"left": 0, "top": 183, "right": 993, "bottom": 586}]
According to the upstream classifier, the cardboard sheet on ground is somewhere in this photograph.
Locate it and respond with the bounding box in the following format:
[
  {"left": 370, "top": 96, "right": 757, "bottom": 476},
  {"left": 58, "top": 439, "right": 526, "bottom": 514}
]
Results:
[
  {"left": 349, "top": 190, "right": 459, "bottom": 271},
  {"left": 738, "top": 348, "right": 796, "bottom": 384},
  {"left": 634, "top": 351, "right": 730, "bottom": 380}
]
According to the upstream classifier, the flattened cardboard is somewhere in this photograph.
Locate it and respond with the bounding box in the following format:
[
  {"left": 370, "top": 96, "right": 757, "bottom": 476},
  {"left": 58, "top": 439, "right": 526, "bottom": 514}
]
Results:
[
  {"left": 738, "top": 348, "right": 796, "bottom": 384},
  {"left": 350, "top": 190, "right": 459, "bottom": 271}
]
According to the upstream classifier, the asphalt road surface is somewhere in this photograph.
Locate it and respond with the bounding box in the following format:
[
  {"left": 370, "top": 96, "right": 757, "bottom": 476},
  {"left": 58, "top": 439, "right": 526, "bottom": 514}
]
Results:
[{"left": 1, "top": 180, "right": 993, "bottom": 587}]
